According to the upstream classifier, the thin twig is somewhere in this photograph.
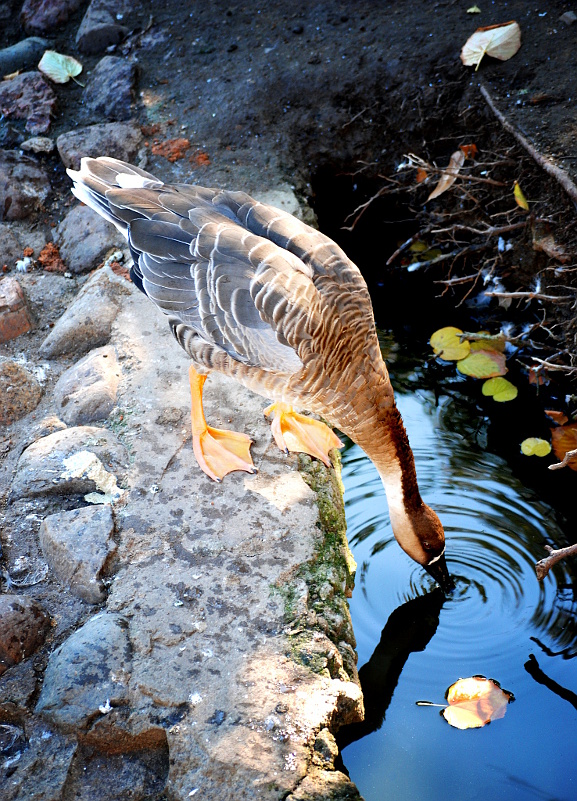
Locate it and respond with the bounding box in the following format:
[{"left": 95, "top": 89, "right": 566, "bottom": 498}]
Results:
[
  {"left": 536, "top": 543, "right": 577, "bottom": 580},
  {"left": 548, "top": 447, "right": 577, "bottom": 471},
  {"left": 484, "top": 290, "right": 574, "bottom": 303},
  {"left": 530, "top": 356, "right": 577, "bottom": 373},
  {"left": 479, "top": 83, "right": 577, "bottom": 206},
  {"left": 406, "top": 243, "right": 488, "bottom": 271},
  {"left": 431, "top": 220, "right": 529, "bottom": 237}
]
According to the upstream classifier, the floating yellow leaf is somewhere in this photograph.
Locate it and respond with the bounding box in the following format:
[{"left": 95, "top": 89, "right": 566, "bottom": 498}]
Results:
[
  {"left": 521, "top": 438, "right": 552, "bottom": 457},
  {"left": 482, "top": 377, "right": 518, "bottom": 402},
  {"left": 430, "top": 327, "right": 470, "bottom": 361},
  {"left": 457, "top": 349, "right": 507, "bottom": 378},
  {"left": 461, "top": 21, "right": 521, "bottom": 71},
  {"left": 514, "top": 181, "right": 529, "bottom": 210},
  {"left": 443, "top": 676, "right": 514, "bottom": 730},
  {"left": 427, "top": 149, "right": 465, "bottom": 201},
  {"left": 38, "top": 50, "right": 83, "bottom": 84},
  {"left": 551, "top": 424, "right": 577, "bottom": 471}
]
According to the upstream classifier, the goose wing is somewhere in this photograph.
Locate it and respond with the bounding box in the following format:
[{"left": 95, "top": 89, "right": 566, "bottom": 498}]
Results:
[{"left": 68, "top": 158, "right": 371, "bottom": 375}]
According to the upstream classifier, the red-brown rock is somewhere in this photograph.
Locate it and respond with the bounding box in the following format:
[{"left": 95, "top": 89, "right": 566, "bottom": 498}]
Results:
[
  {"left": 0, "top": 277, "right": 33, "bottom": 342},
  {"left": 0, "top": 594, "right": 50, "bottom": 675}
]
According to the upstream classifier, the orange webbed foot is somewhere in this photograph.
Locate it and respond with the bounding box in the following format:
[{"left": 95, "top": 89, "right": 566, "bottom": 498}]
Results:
[{"left": 264, "top": 402, "right": 343, "bottom": 467}]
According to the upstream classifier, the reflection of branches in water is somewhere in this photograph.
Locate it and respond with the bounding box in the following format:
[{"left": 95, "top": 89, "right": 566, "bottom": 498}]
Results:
[
  {"left": 337, "top": 589, "right": 445, "bottom": 755},
  {"left": 492, "top": 768, "right": 570, "bottom": 801},
  {"left": 531, "top": 635, "right": 577, "bottom": 661},
  {"left": 525, "top": 654, "right": 577, "bottom": 711}
]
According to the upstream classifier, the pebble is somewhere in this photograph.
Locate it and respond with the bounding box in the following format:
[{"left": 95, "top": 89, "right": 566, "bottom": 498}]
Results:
[
  {"left": 76, "top": 0, "right": 131, "bottom": 55},
  {"left": 0, "top": 73, "right": 57, "bottom": 135},
  {"left": 21, "top": 0, "right": 84, "bottom": 34},
  {"left": 0, "top": 594, "right": 50, "bottom": 676},
  {"left": 20, "top": 136, "right": 55, "bottom": 154},
  {"left": 35, "top": 612, "right": 131, "bottom": 732},
  {"left": 0, "top": 358, "right": 43, "bottom": 425},
  {"left": 0, "top": 149, "right": 51, "bottom": 220},
  {"left": 39, "top": 505, "right": 116, "bottom": 604},
  {"left": 0, "top": 276, "right": 34, "bottom": 342},
  {"left": 54, "top": 345, "right": 121, "bottom": 426},
  {"left": 0, "top": 36, "right": 49, "bottom": 75},
  {"left": 56, "top": 203, "right": 125, "bottom": 273},
  {"left": 83, "top": 56, "right": 138, "bottom": 122},
  {"left": 40, "top": 267, "right": 124, "bottom": 358},
  {"left": 10, "top": 424, "right": 128, "bottom": 500},
  {"left": 57, "top": 121, "right": 143, "bottom": 170}
]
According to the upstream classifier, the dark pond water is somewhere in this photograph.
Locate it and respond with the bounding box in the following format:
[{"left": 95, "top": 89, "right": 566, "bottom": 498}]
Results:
[{"left": 338, "top": 370, "right": 577, "bottom": 801}]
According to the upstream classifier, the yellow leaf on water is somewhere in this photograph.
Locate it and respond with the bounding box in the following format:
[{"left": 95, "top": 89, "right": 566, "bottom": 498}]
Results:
[
  {"left": 38, "top": 50, "right": 83, "bottom": 84},
  {"left": 457, "top": 349, "right": 507, "bottom": 378},
  {"left": 427, "top": 149, "right": 466, "bottom": 201},
  {"left": 461, "top": 21, "right": 521, "bottom": 71},
  {"left": 482, "top": 377, "right": 518, "bottom": 402},
  {"left": 514, "top": 181, "right": 529, "bottom": 210},
  {"left": 443, "top": 676, "right": 514, "bottom": 730},
  {"left": 521, "top": 438, "right": 552, "bottom": 457},
  {"left": 430, "top": 327, "right": 470, "bottom": 361}
]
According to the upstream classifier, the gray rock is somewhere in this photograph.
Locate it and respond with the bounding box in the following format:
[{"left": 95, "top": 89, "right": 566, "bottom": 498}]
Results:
[
  {"left": 0, "top": 594, "right": 50, "bottom": 676},
  {"left": 40, "top": 266, "right": 126, "bottom": 358},
  {"left": 0, "top": 149, "right": 51, "bottom": 220},
  {"left": 61, "top": 747, "right": 169, "bottom": 801},
  {"left": 57, "top": 122, "right": 143, "bottom": 170},
  {"left": 0, "top": 358, "right": 43, "bottom": 426},
  {"left": 20, "top": 136, "right": 55, "bottom": 154},
  {"left": 83, "top": 56, "right": 137, "bottom": 122},
  {"left": 10, "top": 425, "right": 128, "bottom": 500},
  {"left": 2, "top": 720, "right": 77, "bottom": 801},
  {"left": 56, "top": 203, "right": 125, "bottom": 273},
  {"left": 21, "top": 0, "right": 84, "bottom": 34},
  {"left": 39, "top": 505, "right": 116, "bottom": 604},
  {"left": 53, "top": 345, "right": 121, "bottom": 425},
  {"left": 35, "top": 612, "right": 131, "bottom": 733},
  {"left": 0, "top": 73, "right": 57, "bottom": 135},
  {"left": 0, "top": 223, "right": 23, "bottom": 266},
  {"left": 0, "top": 36, "right": 49, "bottom": 75},
  {"left": 76, "top": 0, "right": 131, "bottom": 55}
]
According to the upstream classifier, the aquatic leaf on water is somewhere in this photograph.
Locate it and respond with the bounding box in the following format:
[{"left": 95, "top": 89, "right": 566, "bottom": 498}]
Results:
[
  {"left": 514, "top": 181, "right": 529, "bottom": 210},
  {"left": 521, "top": 438, "right": 552, "bottom": 457},
  {"left": 443, "top": 676, "right": 514, "bottom": 729},
  {"left": 461, "top": 21, "right": 521, "bottom": 71},
  {"left": 482, "top": 376, "right": 518, "bottom": 402},
  {"left": 430, "top": 327, "right": 470, "bottom": 361},
  {"left": 427, "top": 149, "right": 466, "bottom": 201},
  {"left": 551, "top": 424, "right": 577, "bottom": 471},
  {"left": 459, "top": 143, "right": 478, "bottom": 159},
  {"left": 457, "top": 349, "right": 507, "bottom": 378},
  {"left": 38, "top": 50, "right": 82, "bottom": 84},
  {"left": 469, "top": 332, "right": 506, "bottom": 353}
]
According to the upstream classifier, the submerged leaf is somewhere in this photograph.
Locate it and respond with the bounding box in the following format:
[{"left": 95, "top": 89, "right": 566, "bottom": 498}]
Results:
[
  {"left": 443, "top": 676, "right": 514, "bottom": 730},
  {"left": 430, "top": 327, "right": 470, "bottom": 361},
  {"left": 461, "top": 21, "right": 521, "bottom": 71},
  {"left": 427, "top": 149, "right": 466, "bottom": 201},
  {"left": 38, "top": 50, "right": 82, "bottom": 84},
  {"left": 482, "top": 377, "right": 518, "bottom": 402},
  {"left": 457, "top": 349, "right": 507, "bottom": 378},
  {"left": 514, "top": 181, "right": 529, "bottom": 210},
  {"left": 551, "top": 424, "right": 577, "bottom": 471},
  {"left": 521, "top": 438, "right": 552, "bottom": 457}
]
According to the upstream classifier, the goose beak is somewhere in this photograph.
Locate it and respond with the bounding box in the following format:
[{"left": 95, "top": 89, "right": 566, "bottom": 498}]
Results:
[{"left": 424, "top": 554, "right": 455, "bottom": 595}]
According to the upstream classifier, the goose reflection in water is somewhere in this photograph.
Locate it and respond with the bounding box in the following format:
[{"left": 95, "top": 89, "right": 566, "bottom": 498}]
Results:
[{"left": 336, "top": 589, "right": 445, "bottom": 756}]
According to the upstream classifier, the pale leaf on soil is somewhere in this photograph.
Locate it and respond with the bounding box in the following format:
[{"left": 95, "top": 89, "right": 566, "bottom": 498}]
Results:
[
  {"left": 514, "top": 181, "right": 529, "bottom": 210},
  {"left": 442, "top": 676, "right": 514, "bottom": 730},
  {"left": 427, "top": 149, "right": 465, "bottom": 200},
  {"left": 430, "top": 326, "right": 470, "bottom": 361},
  {"left": 461, "top": 21, "right": 521, "bottom": 71},
  {"left": 38, "top": 50, "right": 83, "bottom": 84}
]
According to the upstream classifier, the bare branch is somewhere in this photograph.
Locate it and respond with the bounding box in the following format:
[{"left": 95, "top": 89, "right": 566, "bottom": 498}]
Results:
[
  {"left": 548, "top": 447, "right": 577, "bottom": 471},
  {"left": 484, "top": 290, "right": 574, "bottom": 303},
  {"left": 536, "top": 543, "right": 577, "bottom": 581}
]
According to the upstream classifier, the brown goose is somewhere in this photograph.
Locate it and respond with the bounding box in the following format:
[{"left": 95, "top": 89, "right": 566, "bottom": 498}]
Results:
[{"left": 68, "top": 157, "right": 453, "bottom": 592}]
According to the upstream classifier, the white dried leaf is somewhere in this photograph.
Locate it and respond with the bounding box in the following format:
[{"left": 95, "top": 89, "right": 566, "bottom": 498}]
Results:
[
  {"left": 38, "top": 50, "right": 83, "bottom": 84},
  {"left": 427, "top": 149, "right": 466, "bottom": 201},
  {"left": 461, "top": 21, "right": 521, "bottom": 71}
]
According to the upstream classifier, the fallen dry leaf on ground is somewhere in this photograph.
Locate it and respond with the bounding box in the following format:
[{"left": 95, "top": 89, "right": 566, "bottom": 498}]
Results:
[
  {"left": 461, "top": 21, "right": 521, "bottom": 71},
  {"left": 427, "top": 149, "right": 465, "bottom": 200},
  {"left": 514, "top": 181, "right": 529, "bottom": 210},
  {"left": 38, "top": 51, "right": 82, "bottom": 84}
]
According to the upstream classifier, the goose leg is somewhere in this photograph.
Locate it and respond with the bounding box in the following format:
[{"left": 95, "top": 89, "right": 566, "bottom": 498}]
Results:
[
  {"left": 264, "top": 402, "right": 343, "bottom": 468},
  {"left": 189, "top": 365, "right": 256, "bottom": 481}
]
